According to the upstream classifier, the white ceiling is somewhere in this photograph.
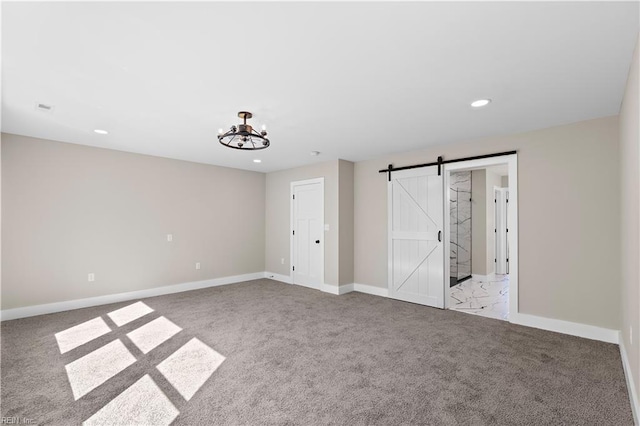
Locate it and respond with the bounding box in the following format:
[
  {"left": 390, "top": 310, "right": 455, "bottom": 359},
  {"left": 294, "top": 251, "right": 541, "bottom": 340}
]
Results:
[{"left": 2, "top": 2, "right": 638, "bottom": 172}]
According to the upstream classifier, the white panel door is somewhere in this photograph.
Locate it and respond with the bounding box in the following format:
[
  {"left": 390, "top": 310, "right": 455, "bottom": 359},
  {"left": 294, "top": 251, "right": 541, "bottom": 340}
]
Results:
[
  {"left": 495, "top": 188, "right": 509, "bottom": 274},
  {"left": 388, "top": 167, "right": 444, "bottom": 307},
  {"left": 292, "top": 181, "right": 323, "bottom": 289}
]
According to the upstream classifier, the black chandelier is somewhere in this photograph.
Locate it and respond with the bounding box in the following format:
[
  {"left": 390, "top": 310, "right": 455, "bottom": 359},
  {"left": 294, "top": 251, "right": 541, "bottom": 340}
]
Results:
[{"left": 218, "top": 111, "right": 270, "bottom": 150}]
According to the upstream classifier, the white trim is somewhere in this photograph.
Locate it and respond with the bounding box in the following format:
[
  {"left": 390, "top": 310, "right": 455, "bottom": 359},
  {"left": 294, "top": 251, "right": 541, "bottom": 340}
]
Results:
[
  {"left": 509, "top": 312, "right": 619, "bottom": 344},
  {"left": 620, "top": 336, "right": 640, "bottom": 425},
  {"left": 264, "top": 272, "right": 292, "bottom": 284},
  {"left": 321, "top": 284, "right": 339, "bottom": 295},
  {"left": 443, "top": 168, "right": 451, "bottom": 309},
  {"left": 290, "top": 177, "right": 325, "bottom": 291},
  {"left": 321, "top": 283, "right": 354, "bottom": 295},
  {"left": 353, "top": 283, "right": 389, "bottom": 298},
  {"left": 443, "top": 153, "right": 519, "bottom": 318},
  {"left": 339, "top": 284, "right": 354, "bottom": 294},
  {"left": 0, "top": 272, "right": 265, "bottom": 321}
]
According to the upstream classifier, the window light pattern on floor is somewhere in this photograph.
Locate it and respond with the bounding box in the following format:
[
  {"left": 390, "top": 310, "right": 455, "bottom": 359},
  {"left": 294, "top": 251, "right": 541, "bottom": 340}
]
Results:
[{"left": 53, "top": 301, "right": 225, "bottom": 424}]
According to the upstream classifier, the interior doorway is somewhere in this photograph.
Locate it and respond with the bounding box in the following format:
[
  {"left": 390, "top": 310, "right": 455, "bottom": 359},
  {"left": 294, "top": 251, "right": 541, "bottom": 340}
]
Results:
[{"left": 444, "top": 156, "right": 518, "bottom": 322}]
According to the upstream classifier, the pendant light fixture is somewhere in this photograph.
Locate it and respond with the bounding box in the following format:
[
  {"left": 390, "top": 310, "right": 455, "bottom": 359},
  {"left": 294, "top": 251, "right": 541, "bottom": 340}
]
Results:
[{"left": 218, "top": 111, "right": 270, "bottom": 150}]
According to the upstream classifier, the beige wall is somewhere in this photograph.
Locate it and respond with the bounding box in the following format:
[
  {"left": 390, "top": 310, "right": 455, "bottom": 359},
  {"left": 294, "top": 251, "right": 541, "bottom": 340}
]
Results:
[
  {"left": 265, "top": 159, "right": 354, "bottom": 287},
  {"left": 354, "top": 116, "right": 621, "bottom": 329},
  {"left": 338, "top": 160, "right": 354, "bottom": 285},
  {"left": 620, "top": 34, "right": 639, "bottom": 406},
  {"left": 471, "top": 170, "right": 487, "bottom": 276},
  {"left": 1, "top": 134, "right": 265, "bottom": 309},
  {"left": 470, "top": 169, "right": 506, "bottom": 276},
  {"left": 0, "top": 134, "right": 2, "bottom": 310},
  {"left": 265, "top": 160, "right": 339, "bottom": 286}
]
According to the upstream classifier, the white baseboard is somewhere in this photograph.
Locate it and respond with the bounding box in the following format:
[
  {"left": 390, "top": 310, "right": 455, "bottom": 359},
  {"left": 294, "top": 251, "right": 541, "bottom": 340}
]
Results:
[
  {"left": 509, "top": 312, "right": 619, "bottom": 344},
  {"left": 352, "top": 283, "right": 389, "bottom": 298},
  {"left": 264, "top": 274, "right": 353, "bottom": 296},
  {"left": 264, "top": 272, "right": 292, "bottom": 284},
  {"left": 0, "top": 272, "right": 265, "bottom": 321},
  {"left": 2, "top": 273, "right": 623, "bottom": 349},
  {"left": 321, "top": 283, "right": 338, "bottom": 294},
  {"left": 620, "top": 336, "right": 640, "bottom": 425},
  {"left": 350, "top": 283, "right": 618, "bottom": 344},
  {"left": 321, "top": 283, "right": 354, "bottom": 295},
  {"left": 339, "top": 283, "right": 354, "bottom": 295}
]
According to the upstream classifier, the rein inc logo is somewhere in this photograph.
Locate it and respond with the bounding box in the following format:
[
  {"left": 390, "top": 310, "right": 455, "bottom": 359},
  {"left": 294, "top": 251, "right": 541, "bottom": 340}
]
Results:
[
  {"left": 54, "top": 301, "right": 225, "bottom": 425},
  {"left": 1, "top": 418, "right": 36, "bottom": 425}
]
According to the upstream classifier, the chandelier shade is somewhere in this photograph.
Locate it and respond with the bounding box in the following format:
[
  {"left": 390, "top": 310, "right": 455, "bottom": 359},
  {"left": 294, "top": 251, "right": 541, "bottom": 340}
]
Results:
[{"left": 218, "top": 111, "right": 270, "bottom": 150}]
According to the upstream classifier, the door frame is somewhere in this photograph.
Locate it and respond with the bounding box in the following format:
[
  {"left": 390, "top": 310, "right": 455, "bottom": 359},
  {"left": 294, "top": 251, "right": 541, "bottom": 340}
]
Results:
[
  {"left": 443, "top": 154, "right": 518, "bottom": 319},
  {"left": 290, "top": 177, "right": 325, "bottom": 289}
]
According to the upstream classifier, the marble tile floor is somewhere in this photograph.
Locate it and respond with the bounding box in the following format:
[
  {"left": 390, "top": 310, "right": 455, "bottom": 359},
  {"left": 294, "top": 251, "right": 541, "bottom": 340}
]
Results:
[{"left": 449, "top": 274, "right": 509, "bottom": 320}]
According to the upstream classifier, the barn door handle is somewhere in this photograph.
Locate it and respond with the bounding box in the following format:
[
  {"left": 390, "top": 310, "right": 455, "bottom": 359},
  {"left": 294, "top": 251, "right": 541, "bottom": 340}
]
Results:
[
  {"left": 438, "top": 231, "right": 442, "bottom": 242},
  {"left": 315, "top": 240, "right": 320, "bottom": 244}
]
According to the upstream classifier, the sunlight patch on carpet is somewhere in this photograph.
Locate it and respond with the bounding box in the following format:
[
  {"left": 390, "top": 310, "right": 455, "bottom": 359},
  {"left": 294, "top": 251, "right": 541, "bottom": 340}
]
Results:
[
  {"left": 55, "top": 317, "right": 112, "bottom": 354},
  {"left": 126, "top": 316, "right": 182, "bottom": 354},
  {"left": 65, "top": 339, "right": 136, "bottom": 400},
  {"left": 156, "top": 338, "right": 225, "bottom": 401},
  {"left": 83, "top": 374, "right": 179, "bottom": 426},
  {"left": 107, "top": 301, "right": 154, "bottom": 327}
]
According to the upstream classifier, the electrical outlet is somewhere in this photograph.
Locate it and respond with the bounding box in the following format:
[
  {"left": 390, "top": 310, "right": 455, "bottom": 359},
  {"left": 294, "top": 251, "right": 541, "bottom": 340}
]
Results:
[
  {"left": 195, "top": 262, "right": 201, "bottom": 270},
  {"left": 167, "top": 234, "right": 173, "bottom": 242},
  {"left": 281, "top": 258, "right": 285, "bottom": 265},
  {"left": 88, "top": 273, "right": 95, "bottom": 282}
]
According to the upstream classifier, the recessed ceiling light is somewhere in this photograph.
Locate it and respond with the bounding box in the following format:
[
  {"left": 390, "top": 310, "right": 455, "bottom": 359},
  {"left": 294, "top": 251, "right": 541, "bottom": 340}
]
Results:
[
  {"left": 310, "top": 151, "right": 320, "bottom": 156},
  {"left": 94, "top": 129, "right": 109, "bottom": 135},
  {"left": 253, "top": 159, "right": 262, "bottom": 163},
  {"left": 471, "top": 99, "right": 491, "bottom": 108}
]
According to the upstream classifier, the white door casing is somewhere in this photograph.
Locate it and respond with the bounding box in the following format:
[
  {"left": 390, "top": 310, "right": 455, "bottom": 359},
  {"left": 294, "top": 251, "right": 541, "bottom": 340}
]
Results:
[
  {"left": 443, "top": 153, "right": 518, "bottom": 318},
  {"left": 388, "top": 166, "right": 445, "bottom": 308},
  {"left": 291, "top": 178, "right": 324, "bottom": 290}
]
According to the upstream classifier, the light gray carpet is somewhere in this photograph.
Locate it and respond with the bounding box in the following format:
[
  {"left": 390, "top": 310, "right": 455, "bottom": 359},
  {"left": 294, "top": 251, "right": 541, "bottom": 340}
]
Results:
[{"left": 1, "top": 279, "right": 633, "bottom": 425}]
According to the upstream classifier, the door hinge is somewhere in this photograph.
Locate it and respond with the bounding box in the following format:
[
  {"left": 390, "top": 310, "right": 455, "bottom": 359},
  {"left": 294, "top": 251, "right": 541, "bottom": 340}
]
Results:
[
  {"left": 507, "top": 258, "right": 509, "bottom": 262},
  {"left": 506, "top": 228, "right": 509, "bottom": 233},
  {"left": 494, "top": 229, "right": 497, "bottom": 233},
  {"left": 293, "top": 230, "right": 295, "bottom": 235},
  {"left": 293, "top": 194, "right": 295, "bottom": 200},
  {"left": 292, "top": 266, "right": 295, "bottom": 271},
  {"left": 495, "top": 259, "right": 497, "bottom": 262},
  {"left": 494, "top": 199, "right": 497, "bottom": 203}
]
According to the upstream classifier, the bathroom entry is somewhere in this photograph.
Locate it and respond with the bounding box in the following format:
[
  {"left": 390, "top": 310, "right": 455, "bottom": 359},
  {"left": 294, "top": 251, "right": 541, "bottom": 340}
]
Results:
[
  {"left": 447, "top": 163, "right": 512, "bottom": 321},
  {"left": 449, "top": 171, "right": 472, "bottom": 287}
]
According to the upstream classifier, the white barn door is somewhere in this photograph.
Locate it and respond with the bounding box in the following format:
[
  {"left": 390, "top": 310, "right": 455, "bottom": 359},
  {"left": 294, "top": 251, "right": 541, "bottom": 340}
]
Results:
[{"left": 388, "top": 167, "right": 444, "bottom": 308}]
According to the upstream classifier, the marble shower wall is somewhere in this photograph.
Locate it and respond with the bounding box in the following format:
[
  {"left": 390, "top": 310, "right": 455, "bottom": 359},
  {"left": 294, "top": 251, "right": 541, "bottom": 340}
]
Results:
[{"left": 450, "top": 171, "right": 472, "bottom": 281}]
